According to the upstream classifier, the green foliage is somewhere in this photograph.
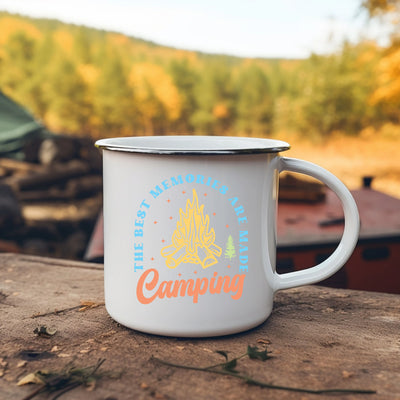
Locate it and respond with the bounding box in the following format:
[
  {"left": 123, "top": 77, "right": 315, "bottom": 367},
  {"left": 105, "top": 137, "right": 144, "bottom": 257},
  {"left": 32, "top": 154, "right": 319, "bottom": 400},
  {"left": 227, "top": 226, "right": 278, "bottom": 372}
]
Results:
[
  {"left": 191, "top": 61, "right": 236, "bottom": 134},
  {"left": 246, "top": 344, "right": 271, "bottom": 361},
  {"left": 298, "top": 43, "right": 379, "bottom": 136},
  {"left": 45, "top": 55, "right": 90, "bottom": 133},
  {"left": 0, "top": 11, "right": 396, "bottom": 139},
  {"left": 1, "top": 32, "right": 37, "bottom": 102},
  {"left": 93, "top": 54, "right": 134, "bottom": 136},
  {"left": 168, "top": 59, "right": 198, "bottom": 133},
  {"left": 18, "top": 359, "right": 120, "bottom": 399},
  {"left": 235, "top": 64, "right": 274, "bottom": 135}
]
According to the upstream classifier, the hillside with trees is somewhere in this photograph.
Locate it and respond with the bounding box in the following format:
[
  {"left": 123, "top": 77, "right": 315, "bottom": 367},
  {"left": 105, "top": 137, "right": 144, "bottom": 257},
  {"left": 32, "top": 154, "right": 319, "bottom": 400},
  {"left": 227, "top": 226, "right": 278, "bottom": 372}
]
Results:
[{"left": 0, "top": 4, "right": 399, "bottom": 140}]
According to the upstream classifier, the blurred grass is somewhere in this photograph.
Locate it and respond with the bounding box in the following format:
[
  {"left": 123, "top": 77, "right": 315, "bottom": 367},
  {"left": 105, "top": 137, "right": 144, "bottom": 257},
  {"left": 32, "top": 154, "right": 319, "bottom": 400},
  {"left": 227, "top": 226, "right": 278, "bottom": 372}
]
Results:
[{"left": 276, "top": 126, "right": 400, "bottom": 198}]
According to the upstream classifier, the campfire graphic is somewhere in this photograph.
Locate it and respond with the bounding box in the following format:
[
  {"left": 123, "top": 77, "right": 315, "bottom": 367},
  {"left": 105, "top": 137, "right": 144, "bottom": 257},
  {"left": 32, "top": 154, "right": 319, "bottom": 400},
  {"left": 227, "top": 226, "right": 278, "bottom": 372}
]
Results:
[{"left": 161, "top": 189, "right": 222, "bottom": 269}]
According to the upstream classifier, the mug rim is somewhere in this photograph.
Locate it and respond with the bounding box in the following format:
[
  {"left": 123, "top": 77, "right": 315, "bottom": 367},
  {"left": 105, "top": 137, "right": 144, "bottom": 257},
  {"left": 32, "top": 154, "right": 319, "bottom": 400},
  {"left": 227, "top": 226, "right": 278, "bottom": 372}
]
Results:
[{"left": 95, "top": 135, "right": 290, "bottom": 155}]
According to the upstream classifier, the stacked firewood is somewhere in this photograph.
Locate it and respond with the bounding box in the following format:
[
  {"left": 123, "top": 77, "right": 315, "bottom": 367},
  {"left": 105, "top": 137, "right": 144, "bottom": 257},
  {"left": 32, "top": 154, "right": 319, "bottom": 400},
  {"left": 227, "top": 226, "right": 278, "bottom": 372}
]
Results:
[{"left": 0, "top": 135, "right": 103, "bottom": 260}]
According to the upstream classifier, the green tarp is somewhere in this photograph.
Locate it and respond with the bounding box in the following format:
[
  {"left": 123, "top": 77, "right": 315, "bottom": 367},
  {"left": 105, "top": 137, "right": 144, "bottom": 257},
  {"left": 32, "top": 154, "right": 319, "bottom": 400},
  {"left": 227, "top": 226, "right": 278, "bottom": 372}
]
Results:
[{"left": 0, "top": 91, "right": 49, "bottom": 158}]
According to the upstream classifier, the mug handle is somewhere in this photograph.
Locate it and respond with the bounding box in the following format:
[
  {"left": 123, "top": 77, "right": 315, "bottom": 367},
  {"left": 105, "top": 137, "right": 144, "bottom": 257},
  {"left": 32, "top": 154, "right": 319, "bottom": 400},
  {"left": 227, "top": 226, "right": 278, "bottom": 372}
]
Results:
[{"left": 273, "top": 157, "right": 360, "bottom": 291}]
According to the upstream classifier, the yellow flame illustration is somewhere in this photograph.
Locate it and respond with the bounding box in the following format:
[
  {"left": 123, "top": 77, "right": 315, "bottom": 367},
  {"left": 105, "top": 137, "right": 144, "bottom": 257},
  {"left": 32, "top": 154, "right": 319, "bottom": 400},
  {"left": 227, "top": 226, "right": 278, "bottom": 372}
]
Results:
[{"left": 161, "top": 189, "right": 222, "bottom": 269}]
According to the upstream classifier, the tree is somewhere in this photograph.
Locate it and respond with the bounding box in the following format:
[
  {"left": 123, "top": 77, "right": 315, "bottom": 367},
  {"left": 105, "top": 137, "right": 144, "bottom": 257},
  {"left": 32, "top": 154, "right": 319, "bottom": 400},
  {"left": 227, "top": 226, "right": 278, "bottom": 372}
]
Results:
[
  {"left": 93, "top": 53, "right": 135, "bottom": 137},
  {"left": 298, "top": 42, "right": 378, "bottom": 136},
  {"left": 168, "top": 59, "right": 198, "bottom": 133},
  {"left": 44, "top": 55, "right": 90, "bottom": 134},
  {"left": 235, "top": 64, "right": 274, "bottom": 136},
  {"left": 224, "top": 235, "right": 236, "bottom": 261},
  {"left": 362, "top": 0, "right": 400, "bottom": 17},
  {"left": 363, "top": 0, "right": 400, "bottom": 123},
  {"left": 370, "top": 47, "right": 400, "bottom": 123},
  {"left": 73, "top": 27, "right": 92, "bottom": 64},
  {"left": 129, "top": 62, "right": 181, "bottom": 134},
  {"left": 191, "top": 61, "right": 235, "bottom": 134},
  {"left": 23, "top": 32, "right": 55, "bottom": 119},
  {"left": 0, "top": 32, "right": 36, "bottom": 95}
]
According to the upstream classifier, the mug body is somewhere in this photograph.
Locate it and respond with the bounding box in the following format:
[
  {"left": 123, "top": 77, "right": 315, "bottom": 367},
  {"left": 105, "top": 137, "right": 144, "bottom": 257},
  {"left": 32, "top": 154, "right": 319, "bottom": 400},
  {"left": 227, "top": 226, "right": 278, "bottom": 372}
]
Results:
[{"left": 100, "top": 137, "right": 285, "bottom": 336}]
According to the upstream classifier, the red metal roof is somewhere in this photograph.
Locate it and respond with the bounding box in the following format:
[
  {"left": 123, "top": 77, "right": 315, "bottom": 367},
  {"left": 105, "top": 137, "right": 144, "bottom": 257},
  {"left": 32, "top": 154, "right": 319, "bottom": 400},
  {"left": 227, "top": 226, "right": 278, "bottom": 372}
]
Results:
[{"left": 278, "top": 188, "right": 400, "bottom": 246}]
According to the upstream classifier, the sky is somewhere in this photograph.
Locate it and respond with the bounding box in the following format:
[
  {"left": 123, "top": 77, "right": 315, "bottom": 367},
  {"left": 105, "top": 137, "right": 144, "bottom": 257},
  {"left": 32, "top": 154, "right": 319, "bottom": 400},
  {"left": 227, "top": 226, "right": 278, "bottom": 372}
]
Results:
[{"left": 0, "top": 0, "right": 390, "bottom": 59}]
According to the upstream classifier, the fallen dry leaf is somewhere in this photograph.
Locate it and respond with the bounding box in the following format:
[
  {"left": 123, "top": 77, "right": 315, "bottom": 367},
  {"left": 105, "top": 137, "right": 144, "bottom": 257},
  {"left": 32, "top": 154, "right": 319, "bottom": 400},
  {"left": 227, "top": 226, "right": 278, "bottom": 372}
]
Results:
[
  {"left": 86, "top": 379, "right": 96, "bottom": 391},
  {"left": 78, "top": 300, "right": 104, "bottom": 312},
  {"left": 17, "top": 371, "right": 47, "bottom": 386},
  {"left": 257, "top": 338, "right": 271, "bottom": 345},
  {"left": 342, "top": 370, "right": 355, "bottom": 379},
  {"left": 0, "top": 358, "right": 8, "bottom": 377},
  {"left": 17, "top": 361, "right": 27, "bottom": 368}
]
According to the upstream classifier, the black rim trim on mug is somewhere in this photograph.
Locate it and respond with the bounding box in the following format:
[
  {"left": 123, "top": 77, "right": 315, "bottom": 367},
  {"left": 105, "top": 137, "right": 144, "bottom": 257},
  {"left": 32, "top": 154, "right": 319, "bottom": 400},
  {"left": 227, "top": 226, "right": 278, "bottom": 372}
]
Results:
[{"left": 95, "top": 136, "right": 291, "bottom": 155}]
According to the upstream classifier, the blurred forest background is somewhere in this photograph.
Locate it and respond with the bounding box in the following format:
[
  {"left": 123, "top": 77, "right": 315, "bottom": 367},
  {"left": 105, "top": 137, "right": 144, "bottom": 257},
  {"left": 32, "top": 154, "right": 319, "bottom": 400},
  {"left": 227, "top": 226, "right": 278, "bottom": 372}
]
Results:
[{"left": 0, "top": 0, "right": 400, "bottom": 197}]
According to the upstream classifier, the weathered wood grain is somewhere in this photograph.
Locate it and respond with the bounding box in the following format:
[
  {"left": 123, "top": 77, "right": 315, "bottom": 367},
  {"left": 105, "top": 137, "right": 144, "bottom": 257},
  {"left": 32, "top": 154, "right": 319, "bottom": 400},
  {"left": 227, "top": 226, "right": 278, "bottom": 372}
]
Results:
[{"left": 0, "top": 253, "right": 399, "bottom": 399}]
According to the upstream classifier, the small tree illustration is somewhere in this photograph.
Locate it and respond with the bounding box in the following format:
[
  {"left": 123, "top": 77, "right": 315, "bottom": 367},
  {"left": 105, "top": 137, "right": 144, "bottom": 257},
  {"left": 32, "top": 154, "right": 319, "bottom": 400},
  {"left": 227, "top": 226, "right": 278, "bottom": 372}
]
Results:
[{"left": 224, "top": 235, "right": 236, "bottom": 260}]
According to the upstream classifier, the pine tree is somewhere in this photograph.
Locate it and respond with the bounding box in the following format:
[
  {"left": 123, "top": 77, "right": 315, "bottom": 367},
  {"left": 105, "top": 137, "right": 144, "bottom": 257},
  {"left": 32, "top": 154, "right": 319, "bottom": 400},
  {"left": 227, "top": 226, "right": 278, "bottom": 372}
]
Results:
[
  {"left": 169, "top": 59, "right": 198, "bottom": 133},
  {"left": 224, "top": 235, "right": 236, "bottom": 260},
  {"left": 235, "top": 64, "right": 274, "bottom": 135},
  {"left": 191, "top": 60, "right": 235, "bottom": 134},
  {"left": 93, "top": 52, "right": 135, "bottom": 137},
  {"left": 44, "top": 55, "right": 89, "bottom": 133}
]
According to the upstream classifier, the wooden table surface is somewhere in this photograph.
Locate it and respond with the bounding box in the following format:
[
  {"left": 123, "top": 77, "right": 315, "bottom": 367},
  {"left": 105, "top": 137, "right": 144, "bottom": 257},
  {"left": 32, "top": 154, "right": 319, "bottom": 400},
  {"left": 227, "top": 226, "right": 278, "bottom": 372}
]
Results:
[{"left": 1, "top": 253, "right": 399, "bottom": 400}]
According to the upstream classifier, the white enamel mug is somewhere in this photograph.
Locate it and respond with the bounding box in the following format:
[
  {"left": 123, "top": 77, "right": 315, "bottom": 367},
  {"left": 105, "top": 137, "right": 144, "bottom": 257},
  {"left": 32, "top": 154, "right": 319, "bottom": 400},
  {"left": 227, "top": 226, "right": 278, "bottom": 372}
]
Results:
[{"left": 96, "top": 136, "right": 359, "bottom": 337}]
